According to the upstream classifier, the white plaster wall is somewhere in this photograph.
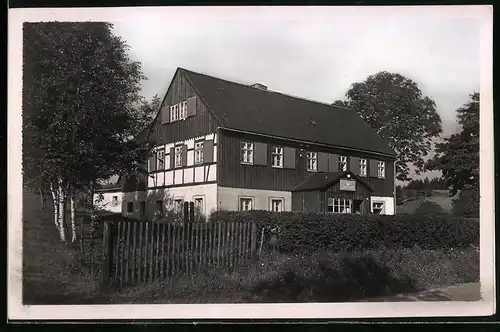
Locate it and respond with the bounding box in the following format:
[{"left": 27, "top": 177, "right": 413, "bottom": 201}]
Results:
[
  {"left": 370, "top": 196, "right": 395, "bottom": 215},
  {"left": 217, "top": 187, "right": 292, "bottom": 211},
  {"left": 94, "top": 192, "right": 123, "bottom": 213}
]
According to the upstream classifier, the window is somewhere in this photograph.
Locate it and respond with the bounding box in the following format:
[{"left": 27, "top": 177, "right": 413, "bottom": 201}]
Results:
[
  {"left": 377, "top": 161, "right": 386, "bottom": 178},
  {"left": 240, "top": 197, "right": 253, "bottom": 211},
  {"left": 111, "top": 196, "right": 118, "bottom": 207},
  {"left": 127, "top": 202, "right": 133, "bottom": 213},
  {"left": 271, "top": 146, "right": 284, "bottom": 168},
  {"left": 156, "top": 200, "right": 164, "bottom": 216},
  {"left": 194, "top": 141, "right": 204, "bottom": 164},
  {"left": 372, "top": 202, "right": 384, "bottom": 215},
  {"left": 179, "top": 101, "right": 187, "bottom": 119},
  {"left": 338, "top": 156, "right": 347, "bottom": 172},
  {"left": 270, "top": 198, "right": 284, "bottom": 212},
  {"left": 241, "top": 142, "right": 254, "bottom": 164},
  {"left": 194, "top": 196, "right": 205, "bottom": 218},
  {"left": 174, "top": 146, "right": 183, "bottom": 168},
  {"left": 359, "top": 159, "right": 367, "bottom": 177},
  {"left": 328, "top": 198, "right": 353, "bottom": 213},
  {"left": 175, "top": 199, "right": 184, "bottom": 213},
  {"left": 156, "top": 149, "right": 165, "bottom": 170},
  {"left": 170, "top": 104, "right": 179, "bottom": 122},
  {"left": 139, "top": 201, "right": 146, "bottom": 217},
  {"left": 307, "top": 152, "right": 317, "bottom": 171}
]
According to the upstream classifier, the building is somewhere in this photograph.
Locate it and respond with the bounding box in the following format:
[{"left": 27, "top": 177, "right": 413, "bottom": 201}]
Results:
[{"left": 97, "top": 67, "right": 397, "bottom": 220}]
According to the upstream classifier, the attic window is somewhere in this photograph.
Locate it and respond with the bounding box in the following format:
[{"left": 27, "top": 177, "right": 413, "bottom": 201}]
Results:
[{"left": 170, "top": 104, "right": 179, "bottom": 122}]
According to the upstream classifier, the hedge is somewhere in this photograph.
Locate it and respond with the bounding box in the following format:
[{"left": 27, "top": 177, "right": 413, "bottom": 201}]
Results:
[
  {"left": 414, "top": 201, "right": 448, "bottom": 215},
  {"left": 452, "top": 188, "right": 479, "bottom": 218},
  {"left": 209, "top": 211, "right": 479, "bottom": 254}
]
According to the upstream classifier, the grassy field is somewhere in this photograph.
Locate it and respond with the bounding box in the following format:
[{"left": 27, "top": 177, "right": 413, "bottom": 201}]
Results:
[
  {"left": 22, "top": 189, "right": 479, "bottom": 304},
  {"left": 396, "top": 190, "right": 455, "bottom": 214}
]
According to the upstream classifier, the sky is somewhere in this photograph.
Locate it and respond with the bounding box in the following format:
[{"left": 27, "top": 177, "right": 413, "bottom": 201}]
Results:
[{"left": 111, "top": 7, "right": 481, "bottom": 180}]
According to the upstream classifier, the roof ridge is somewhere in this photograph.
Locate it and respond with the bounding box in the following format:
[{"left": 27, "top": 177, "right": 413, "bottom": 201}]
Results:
[{"left": 179, "top": 67, "right": 351, "bottom": 112}]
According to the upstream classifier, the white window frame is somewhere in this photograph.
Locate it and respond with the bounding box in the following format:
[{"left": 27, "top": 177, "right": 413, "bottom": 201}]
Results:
[
  {"left": 306, "top": 152, "right": 317, "bottom": 172},
  {"left": 272, "top": 146, "right": 284, "bottom": 168},
  {"left": 377, "top": 161, "right": 386, "bottom": 178},
  {"left": 179, "top": 101, "right": 187, "bottom": 120},
  {"left": 194, "top": 141, "right": 204, "bottom": 164},
  {"left": 339, "top": 156, "right": 348, "bottom": 172},
  {"left": 156, "top": 149, "right": 165, "bottom": 170},
  {"left": 328, "top": 198, "right": 353, "bottom": 214},
  {"left": 241, "top": 142, "right": 254, "bottom": 165},
  {"left": 170, "top": 104, "right": 179, "bottom": 122},
  {"left": 359, "top": 159, "right": 367, "bottom": 177},
  {"left": 269, "top": 197, "right": 284, "bottom": 212},
  {"left": 193, "top": 195, "right": 205, "bottom": 218},
  {"left": 174, "top": 145, "right": 183, "bottom": 168},
  {"left": 239, "top": 196, "right": 254, "bottom": 211}
]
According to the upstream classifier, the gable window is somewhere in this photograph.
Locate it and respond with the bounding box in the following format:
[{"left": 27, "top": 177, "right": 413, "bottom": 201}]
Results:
[
  {"left": 359, "top": 159, "right": 367, "bottom": 177},
  {"left": 127, "top": 202, "right": 133, "bottom": 213},
  {"left": 170, "top": 104, "right": 179, "bottom": 122},
  {"left": 377, "top": 161, "right": 386, "bottom": 178},
  {"left": 338, "top": 156, "right": 347, "bottom": 172},
  {"left": 241, "top": 142, "right": 254, "bottom": 164},
  {"left": 240, "top": 197, "right": 254, "bottom": 211},
  {"left": 307, "top": 152, "right": 317, "bottom": 172},
  {"left": 111, "top": 196, "right": 118, "bottom": 207},
  {"left": 272, "top": 146, "right": 284, "bottom": 168},
  {"left": 194, "top": 141, "right": 204, "bottom": 164},
  {"left": 156, "top": 149, "right": 165, "bottom": 170},
  {"left": 328, "top": 198, "right": 352, "bottom": 213},
  {"left": 174, "top": 146, "right": 183, "bottom": 168},
  {"left": 179, "top": 101, "right": 187, "bottom": 120},
  {"left": 270, "top": 198, "right": 284, "bottom": 212}
]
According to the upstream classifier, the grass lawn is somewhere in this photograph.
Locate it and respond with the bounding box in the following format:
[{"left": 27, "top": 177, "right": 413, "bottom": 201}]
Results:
[{"left": 22, "top": 190, "right": 479, "bottom": 305}]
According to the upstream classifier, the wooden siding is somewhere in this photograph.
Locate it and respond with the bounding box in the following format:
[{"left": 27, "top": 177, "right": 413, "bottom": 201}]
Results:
[
  {"left": 217, "top": 130, "right": 395, "bottom": 196},
  {"left": 291, "top": 191, "right": 322, "bottom": 212},
  {"left": 150, "top": 72, "right": 219, "bottom": 144}
]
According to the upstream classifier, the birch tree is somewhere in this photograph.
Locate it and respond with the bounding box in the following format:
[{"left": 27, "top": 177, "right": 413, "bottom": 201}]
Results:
[{"left": 22, "top": 22, "right": 155, "bottom": 243}]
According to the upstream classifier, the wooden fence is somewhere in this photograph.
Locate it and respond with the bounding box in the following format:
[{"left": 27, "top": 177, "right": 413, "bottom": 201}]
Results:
[{"left": 101, "top": 218, "right": 258, "bottom": 290}]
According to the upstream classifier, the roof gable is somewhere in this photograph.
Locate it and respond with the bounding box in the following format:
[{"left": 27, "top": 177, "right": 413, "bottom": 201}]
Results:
[{"left": 180, "top": 68, "right": 396, "bottom": 157}]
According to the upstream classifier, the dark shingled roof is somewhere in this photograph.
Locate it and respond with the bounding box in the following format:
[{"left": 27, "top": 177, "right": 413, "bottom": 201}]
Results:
[
  {"left": 291, "top": 171, "right": 373, "bottom": 192},
  {"left": 181, "top": 68, "right": 396, "bottom": 157}
]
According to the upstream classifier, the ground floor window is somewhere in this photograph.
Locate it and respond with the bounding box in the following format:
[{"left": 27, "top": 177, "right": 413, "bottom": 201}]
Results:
[
  {"left": 175, "top": 198, "right": 184, "bottom": 214},
  {"left": 139, "top": 201, "right": 146, "bottom": 217},
  {"left": 372, "top": 201, "right": 385, "bottom": 214},
  {"left": 193, "top": 196, "right": 205, "bottom": 220},
  {"left": 270, "top": 198, "right": 284, "bottom": 212},
  {"left": 156, "top": 200, "right": 164, "bottom": 216},
  {"left": 126, "top": 202, "right": 133, "bottom": 213},
  {"left": 328, "top": 198, "right": 353, "bottom": 213},
  {"left": 240, "top": 197, "right": 254, "bottom": 211}
]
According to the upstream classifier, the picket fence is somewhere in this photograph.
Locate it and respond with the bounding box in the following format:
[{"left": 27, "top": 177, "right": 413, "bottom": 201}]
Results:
[{"left": 101, "top": 218, "right": 259, "bottom": 290}]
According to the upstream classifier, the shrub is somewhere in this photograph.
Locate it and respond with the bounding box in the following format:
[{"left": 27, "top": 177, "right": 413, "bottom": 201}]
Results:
[
  {"left": 414, "top": 201, "right": 447, "bottom": 215},
  {"left": 452, "top": 188, "right": 479, "bottom": 218},
  {"left": 209, "top": 210, "right": 479, "bottom": 254}
]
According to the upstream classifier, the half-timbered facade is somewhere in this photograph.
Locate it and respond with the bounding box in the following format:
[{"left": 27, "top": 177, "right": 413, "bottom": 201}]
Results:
[{"left": 97, "top": 67, "right": 397, "bottom": 219}]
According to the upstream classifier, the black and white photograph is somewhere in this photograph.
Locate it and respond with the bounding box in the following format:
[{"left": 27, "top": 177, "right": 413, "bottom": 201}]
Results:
[{"left": 8, "top": 5, "right": 494, "bottom": 320}]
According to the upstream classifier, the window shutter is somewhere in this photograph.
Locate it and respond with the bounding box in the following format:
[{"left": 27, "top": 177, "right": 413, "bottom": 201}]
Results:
[
  {"left": 328, "top": 154, "right": 338, "bottom": 172},
  {"left": 187, "top": 96, "right": 197, "bottom": 117},
  {"left": 318, "top": 152, "right": 329, "bottom": 172},
  {"left": 283, "top": 147, "right": 296, "bottom": 169},
  {"left": 350, "top": 156, "right": 360, "bottom": 175},
  {"left": 203, "top": 139, "right": 214, "bottom": 163},
  {"left": 160, "top": 106, "right": 170, "bottom": 124},
  {"left": 369, "top": 159, "right": 378, "bottom": 177},
  {"left": 149, "top": 155, "right": 156, "bottom": 172},
  {"left": 170, "top": 147, "right": 175, "bottom": 169},
  {"left": 254, "top": 142, "right": 268, "bottom": 166},
  {"left": 182, "top": 144, "right": 188, "bottom": 167}
]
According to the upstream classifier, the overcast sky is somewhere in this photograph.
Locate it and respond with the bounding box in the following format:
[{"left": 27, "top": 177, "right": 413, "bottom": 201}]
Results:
[{"left": 111, "top": 7, "right": 481, "bottom": 179}]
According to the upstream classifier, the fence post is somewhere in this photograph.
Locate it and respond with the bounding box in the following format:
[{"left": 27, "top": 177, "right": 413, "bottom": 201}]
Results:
[
  {"left": 101, "top": 221, "right": 114, "bottom": 291},
  {"left": 250, "top": 221, "right": 257, "bottom": 255},
  {"left": 183, "top": 202, "right": 189, "bottom": 223},
  {"left": 189, "top": 201, "right": 195, "bottom": 222}
]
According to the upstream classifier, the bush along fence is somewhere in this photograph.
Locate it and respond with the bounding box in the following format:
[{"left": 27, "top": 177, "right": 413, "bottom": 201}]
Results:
[{"left": 101, "top": 202, "right": 259, "bottom": 290}]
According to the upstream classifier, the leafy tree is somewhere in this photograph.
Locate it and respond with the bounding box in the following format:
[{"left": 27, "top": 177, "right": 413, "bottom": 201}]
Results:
[
  {"left": 23, "top": 22, "right": 155, "bottom": 243},
  {"left": 333, "top": 72, "right": 442, "bottom": 181},
  {"left": 426, "top": 93, "right": 479, "bottom": 195}
]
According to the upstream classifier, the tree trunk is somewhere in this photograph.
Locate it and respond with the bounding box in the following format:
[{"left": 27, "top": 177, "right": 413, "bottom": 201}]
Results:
[
  {"left": 70, "top": 192, "right": 77, "bottom": 243},
  {"left": 51, "top": 180, "right": 67, "bottom": 243},
  {"left": 39, "top": 187, "right": 46, "bottom": 209}
]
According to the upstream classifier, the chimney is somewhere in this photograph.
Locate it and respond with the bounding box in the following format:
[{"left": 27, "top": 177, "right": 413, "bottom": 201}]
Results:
[{"left": 251, "top": 83, "right": 268, "bottom": 91}]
